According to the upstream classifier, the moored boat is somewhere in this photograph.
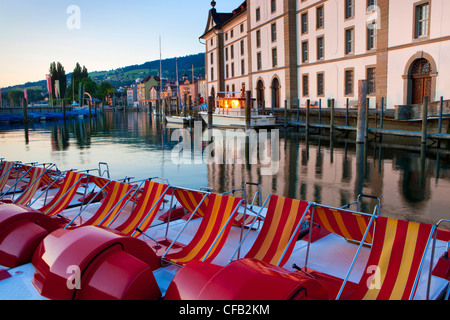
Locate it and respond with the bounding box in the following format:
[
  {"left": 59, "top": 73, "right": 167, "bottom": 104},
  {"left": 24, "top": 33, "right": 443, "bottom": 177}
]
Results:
[{"left": 199, "top": 95, "right": 276, "bottom": 129}]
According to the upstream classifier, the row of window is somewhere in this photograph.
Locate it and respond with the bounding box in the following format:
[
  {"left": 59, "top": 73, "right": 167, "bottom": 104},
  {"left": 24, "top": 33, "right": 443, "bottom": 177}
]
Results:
[{"left": 301, "top": 68, "right": 376, "bottom": 97}]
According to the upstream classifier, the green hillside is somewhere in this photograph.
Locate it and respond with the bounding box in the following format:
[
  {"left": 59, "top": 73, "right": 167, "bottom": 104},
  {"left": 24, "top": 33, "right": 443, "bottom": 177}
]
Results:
[{"left": 1, "top": 53, "right": 205, "bottom": 93}]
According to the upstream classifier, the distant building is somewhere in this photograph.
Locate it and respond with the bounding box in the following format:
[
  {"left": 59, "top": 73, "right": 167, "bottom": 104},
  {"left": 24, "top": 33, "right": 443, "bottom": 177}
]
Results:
[
  {"left": 201, "top": 0, "right": 450, "bottom": 109},
  {"left": 137, "top": 76, "right": 160, "bottom": 107},
  {"left": 127, "top": 84, "right": 138, "bottom": 106}
]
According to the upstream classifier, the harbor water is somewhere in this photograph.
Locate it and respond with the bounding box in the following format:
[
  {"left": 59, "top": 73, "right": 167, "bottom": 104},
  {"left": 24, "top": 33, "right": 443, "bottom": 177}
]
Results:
[{"left": 0, "top": 110, "right": 449, "bottom": 227}]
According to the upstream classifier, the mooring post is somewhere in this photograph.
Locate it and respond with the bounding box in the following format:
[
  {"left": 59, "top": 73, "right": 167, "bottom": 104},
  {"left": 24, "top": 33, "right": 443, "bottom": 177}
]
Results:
[
  {"left": 356, "top": 80, "right": 368, "bottom": 144},
  {"left": 284, "top": 100, "right": 288, "bottom": 128},
  {"left": 188, "top": 95, "right": 192, "bottom": 117},
  {"left": 346, "top": 98, "right": 349, "bottom": 126},
  {"left": 63, "top": 100, "right": 67, "bottom": 120},
  {"left": 422, "top": 96, "right": 429, "bottom": 144},
  {"left": 365, "top": 98, "right": 370, "bottom": 140},
  {"left": 207, "top": 96, "right": 214, "bottom": 130},
  {"left": 306, "top": 99, "right": 310, "bottom": 134},
  {"left": 245, "top": 90, "right": 252, "bottom": 131},
  {"left": 318, "top": 99, "right": 322, "bottom": 124},
  {"left": 296, "top": 99, "right": 300, "bottom": 123},
  {"left": 380, "top": 97, "right": 385, "bottom": 130},
  {"left": 183, "top": 93, "right": 187, "bottom": 117},
  {"left": 438, "top": 96, "right": 444, "bottom": 134},
  {"left": 22, "top": 98, "right": 28, "bottom": 124},
  {"left": 330, "top": 99, "right": 335, "bottom": 136}
]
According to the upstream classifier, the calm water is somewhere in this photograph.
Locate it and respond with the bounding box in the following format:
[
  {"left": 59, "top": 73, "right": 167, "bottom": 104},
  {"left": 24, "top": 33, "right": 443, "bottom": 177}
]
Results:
[{"left": 1, "top": 110, "right": 449, "bottom": 227}]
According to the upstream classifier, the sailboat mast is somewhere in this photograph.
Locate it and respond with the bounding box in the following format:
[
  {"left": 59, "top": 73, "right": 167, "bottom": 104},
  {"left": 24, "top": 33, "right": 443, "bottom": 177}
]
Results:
[
  {"left": 176, "top": 57, "right": 180, "bottom": 110},
  {"left": 159, "top": 36, "right": 163, "bottom": 113}
]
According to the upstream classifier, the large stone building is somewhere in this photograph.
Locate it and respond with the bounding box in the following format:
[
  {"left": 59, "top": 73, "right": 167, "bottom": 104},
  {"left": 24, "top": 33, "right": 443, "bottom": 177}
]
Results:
[{"left": 201, "top": 0, "right": 450, "bottom": 109}]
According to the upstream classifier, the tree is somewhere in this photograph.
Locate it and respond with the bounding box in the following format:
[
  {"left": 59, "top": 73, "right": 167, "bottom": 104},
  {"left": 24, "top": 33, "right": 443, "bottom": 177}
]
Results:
[
  {"left": 49, "top": 62, "right": 67, "bottom": 100},
  {"left": 96, "top": 82, "right": 114, "bottom": 103},
  {"left": 8, "top": 90, "right": 24, "bottom": 106},
  {"left": 69, "top": 63, "right": 89, "bottom": 101}
]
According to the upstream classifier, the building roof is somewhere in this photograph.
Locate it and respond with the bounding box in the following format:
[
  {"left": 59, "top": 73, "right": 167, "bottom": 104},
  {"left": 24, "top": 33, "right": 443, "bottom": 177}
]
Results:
[{"left": 200, "top": 1, "right": 246, "bottom": 39}]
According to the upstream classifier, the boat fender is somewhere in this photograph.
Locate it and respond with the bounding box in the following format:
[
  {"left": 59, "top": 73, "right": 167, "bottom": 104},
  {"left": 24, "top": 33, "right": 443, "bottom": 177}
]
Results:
[
  {"left": 31, "top": 226, "right": 162, "bottom": 300},
  {"left": 0, "top": 204, "right": 62, "bottom": 268}
]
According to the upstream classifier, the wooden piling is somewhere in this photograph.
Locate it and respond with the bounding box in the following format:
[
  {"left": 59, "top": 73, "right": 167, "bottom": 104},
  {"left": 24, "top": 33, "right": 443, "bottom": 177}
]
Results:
[
  {"left": 356, "top": 80, "right": 368, "bottom": 144},
  {"left": 245, "top": 90, "right": 251, "bottom": 131},
  {"left": 346, "top": 98, "right": 349, "bottom": 126},
  {"left": 22, "top": 98, "right": 28, "bottom": 123},
  {"left": 330, "top": 99, "right": 335, "bottom": 136},
  {"left": 207, "top": 96, "right": 214, "bottom": 130},
  {"left": 422, "top": 96, "right": 429, "bottom": 144},
  {"left": 438, "top": 96, "right": 444, "bottom": 134},
  {"left": 305, "top": 99, "right": 310, "bottom": 134},
  {"left": 284, "top": 100, "right": 288, "bottom": 128},
  {"left": 380, "top": 97, "right": 385, "bottom": 130},
  {"left": 365, "top": 98, "right": 370, "bottom": 140}
]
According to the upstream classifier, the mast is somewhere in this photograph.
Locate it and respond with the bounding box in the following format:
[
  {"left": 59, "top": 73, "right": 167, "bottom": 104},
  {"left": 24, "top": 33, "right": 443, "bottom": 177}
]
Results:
[
  {"left": 176, "top": 57, "right": 180, "bottom": 112},
  {"left": 159, "top": 35, "right": 163, "bottom": 114}
]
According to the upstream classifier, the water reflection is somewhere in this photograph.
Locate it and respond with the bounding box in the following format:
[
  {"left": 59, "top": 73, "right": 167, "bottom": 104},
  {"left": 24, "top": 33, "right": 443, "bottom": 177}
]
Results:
[{"left": 0, "top": 111, "right": 449, "bottom": 227}]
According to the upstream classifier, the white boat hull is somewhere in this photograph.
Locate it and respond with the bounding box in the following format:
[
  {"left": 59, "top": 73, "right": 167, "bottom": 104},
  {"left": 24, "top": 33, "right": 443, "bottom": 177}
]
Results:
[{"left": 199, "top": 112, "right": 276, "bottom": 128}]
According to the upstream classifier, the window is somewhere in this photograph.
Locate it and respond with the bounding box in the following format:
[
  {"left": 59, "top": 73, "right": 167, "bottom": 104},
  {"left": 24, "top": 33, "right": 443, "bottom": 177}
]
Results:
[
  {"left": 301, "top": 12, "right": 308, "bottom": 34},
  {"left": 271, "top": 23, "right": 277, "bottom": 42},
  {"left": 317, "top": 36, "right": 324, "bottom": 60},
  {"left": 231, "top": 63, "right": 235, "bottom": 78},
  {"left": 230, "top": 30, "right": 234, "bottom": 38},
  {"left": 256, "top": 7, "right": 261, "bottom": 22},
  {"left": 240, "top": 24, "right": 244, "bottom": 33},
  {"left": 257, "top": 52, "right": 262, "bottom": 71},
  {"left": 256, "top": 30, "right": 261, "bottom": 48},
  {"left": 316, "top": 6, "right": 324, "bottom": 29},
  {"left": 211, "top": 67, "right": 214, "bottom": 81},
  {"left": 231, "top": 45, "right": 234, "bottom": 59},
  {"left": 241, "top": 59, "right": 245, "bottom": 75},
  {"left": 302, "top": 75, "right": 309, "bottom": 97},
  {"left": 271, "top": 0, "right": 276, "bottom": 13},
  {"left": 415, "top": 2, "right": 430, "bottom": 38},
  {"left": 345, "top": 70, "right": 354, "bottom": 96},
  {"left": 211, "top": 39, "right": 213, "bottom": 46},
  {"left": 225, "top": 33, "right": 228, "bottom": 41},
  {"left": 226, "top": 64, "right": 229, "bottom": 79},
  {"left": 210, "top": 52, "right": 214, "bottom": 65},
  {"left": 272, "top": 47, "right": 278, "bottom": 68},
  {"left": 367, "top": 68, "right": 376, "bottom": 95},
  {"left": 240, "top": 40, "right": 245, "bottom": 56},
  {"left": 345, "top": 28, "right": 354, "bottom": 54},
  {"left": 367, "top": 0, "right": 377, "bottom": 8},
  {"left": 367, "top": 23, "right": 377, "bottom": 50},
  {"left": 302, "top": 41, "right": 309, "bottom": 63},
  {"left": 345, "top": 0, "right": 355, "bottom": 19},
  {"left": 225, "top": 47, "right": 229, "bottom": 61},
  {"left": 317, "top": 73, "right": 324, "bottom": 96}
]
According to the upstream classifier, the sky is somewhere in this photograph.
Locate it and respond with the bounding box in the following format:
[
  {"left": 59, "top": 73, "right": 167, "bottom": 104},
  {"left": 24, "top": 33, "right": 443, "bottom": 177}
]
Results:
[{"left": 0, "top": 0, "right": 243, "bottom": 88}]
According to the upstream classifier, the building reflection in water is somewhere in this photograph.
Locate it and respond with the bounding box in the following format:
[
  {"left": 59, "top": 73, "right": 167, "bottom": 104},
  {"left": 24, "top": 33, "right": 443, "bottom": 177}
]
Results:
[
  {"left": 205, "top": 128, "right": 449, "bottom": 227},
  {"left": 1, "top": 111, "right": 448, "bottom": 227}
]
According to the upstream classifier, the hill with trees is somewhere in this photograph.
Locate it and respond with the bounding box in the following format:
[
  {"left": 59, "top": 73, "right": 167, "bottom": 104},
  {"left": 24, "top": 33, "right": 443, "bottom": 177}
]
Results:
[{"left": 1, "top": 53, "right": 205, "bottom": 105}]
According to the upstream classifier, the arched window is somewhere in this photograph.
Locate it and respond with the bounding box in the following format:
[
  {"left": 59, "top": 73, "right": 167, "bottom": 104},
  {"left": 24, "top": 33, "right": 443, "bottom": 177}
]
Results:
[
  {"left": 256, "top": 80, "right": 265, "bottom": 109},
  {"left": 271, "top": 77, "right": 280, "bottom": 109}
]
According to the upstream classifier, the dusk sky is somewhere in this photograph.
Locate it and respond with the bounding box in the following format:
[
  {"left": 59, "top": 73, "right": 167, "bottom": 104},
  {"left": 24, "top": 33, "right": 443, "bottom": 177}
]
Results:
[{"left": 0, "top": 0, "right": 242, "bottom": 88}]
